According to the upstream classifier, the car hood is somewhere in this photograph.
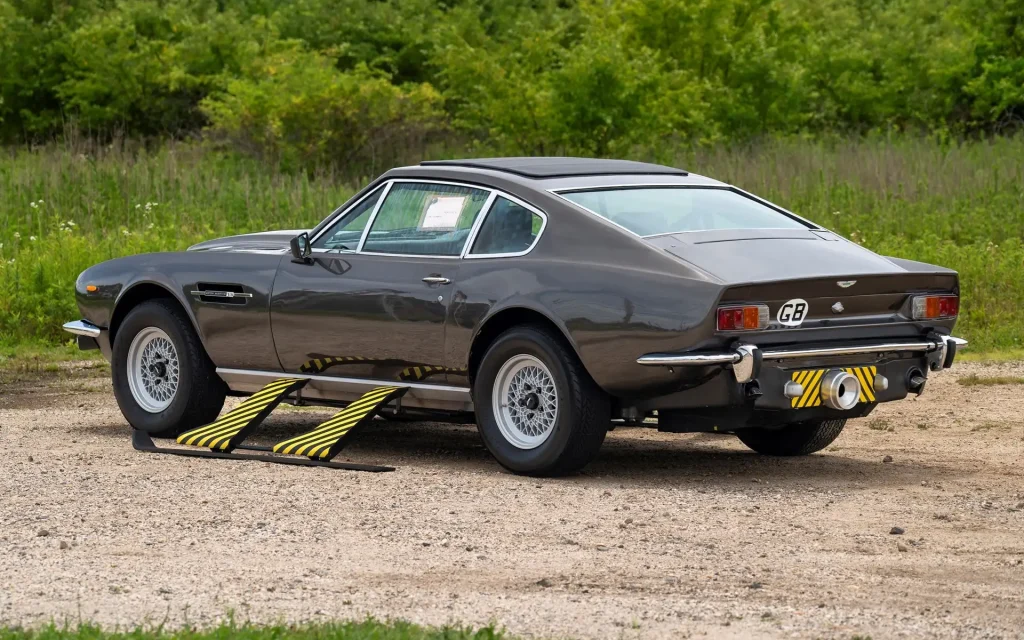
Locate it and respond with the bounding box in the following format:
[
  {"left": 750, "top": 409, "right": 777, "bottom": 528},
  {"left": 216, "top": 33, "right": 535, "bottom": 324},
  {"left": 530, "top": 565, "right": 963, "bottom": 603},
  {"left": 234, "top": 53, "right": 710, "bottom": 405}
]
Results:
[
  {"left": 187, "top": 230, "right": 306, "bottom": 254},
  {"left": 645, "top": 229, "right": 913, "bottom": 283}
]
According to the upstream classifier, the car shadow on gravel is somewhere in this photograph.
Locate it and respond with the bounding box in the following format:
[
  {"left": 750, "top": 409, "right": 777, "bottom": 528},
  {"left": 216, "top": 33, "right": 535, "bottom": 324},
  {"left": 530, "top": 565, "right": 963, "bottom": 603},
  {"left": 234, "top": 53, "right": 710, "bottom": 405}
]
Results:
[{"left": 72, "top": 417, "right": 950, "bottom": 489}]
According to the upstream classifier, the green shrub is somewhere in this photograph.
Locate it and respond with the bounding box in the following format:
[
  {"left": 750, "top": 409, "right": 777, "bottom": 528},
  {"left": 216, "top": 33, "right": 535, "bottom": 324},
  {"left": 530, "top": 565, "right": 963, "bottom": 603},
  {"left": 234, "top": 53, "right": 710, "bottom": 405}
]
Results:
[{"left": 201, "top": 49, "right": 443, "bottom": 173}]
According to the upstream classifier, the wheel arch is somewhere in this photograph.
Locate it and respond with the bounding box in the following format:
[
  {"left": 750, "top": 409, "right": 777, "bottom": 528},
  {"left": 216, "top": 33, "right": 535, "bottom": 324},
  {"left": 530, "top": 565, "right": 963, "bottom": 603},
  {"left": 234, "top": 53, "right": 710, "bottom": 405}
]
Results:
[
  {"left": 467, "top": 306, "right": 584, "bottom": 387},
  {"left": 110, "top": 281, "right": 202, "bottom": 348}
]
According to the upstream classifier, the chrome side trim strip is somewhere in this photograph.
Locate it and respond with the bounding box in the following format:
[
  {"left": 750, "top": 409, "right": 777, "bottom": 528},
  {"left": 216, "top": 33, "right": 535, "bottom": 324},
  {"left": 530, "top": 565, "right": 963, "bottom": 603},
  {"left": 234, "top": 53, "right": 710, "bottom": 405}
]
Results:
[
  {"left": 190, "top": 290, "right": 253, "bottom": 299},
  {"left": 63, "top": 320, "right": 102, "bottom": 338},
  {"left": 216, "top": 368, "right": 474, "bottom": 412},
  {"left": 636, "top": 337, "right": 968, "bottom": 367}
]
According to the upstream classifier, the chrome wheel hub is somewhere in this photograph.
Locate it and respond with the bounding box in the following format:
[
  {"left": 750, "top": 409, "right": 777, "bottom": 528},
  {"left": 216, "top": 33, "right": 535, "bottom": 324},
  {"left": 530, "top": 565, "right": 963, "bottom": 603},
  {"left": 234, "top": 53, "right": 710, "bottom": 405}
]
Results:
[
  {"left": 492, "top": 354, "right": 558, "bottom": 449},
  {"left": 127, "top": 327, "right": 179, "bottom": 413}
]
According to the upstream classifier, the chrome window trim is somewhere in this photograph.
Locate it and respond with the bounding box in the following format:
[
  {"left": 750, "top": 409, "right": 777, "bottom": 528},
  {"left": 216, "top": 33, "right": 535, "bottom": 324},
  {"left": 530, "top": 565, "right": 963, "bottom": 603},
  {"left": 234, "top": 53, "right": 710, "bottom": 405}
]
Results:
[
  {"left": 464, "top": 192, "right": 549, "bottom": 259},
  {"left": 459, "top": 191, "right": 498, "bottom": 257},
  {"left": 355, "top": 180, "right": 395, "bottom": 252},
  {"left": 310, "top": 178, "right": 550, "bottom": 261},
  {"left": 310, "top": 182, "right": 391, "bottom": 248},
  {"left": 357, "top": 251, "right": 464, "bottom": 260},
  {"left": 359, "top": 179, "right": 494, "bottom": 258},
  {"left": 548, "top": 184, "right": 820, "bottom": 238}
]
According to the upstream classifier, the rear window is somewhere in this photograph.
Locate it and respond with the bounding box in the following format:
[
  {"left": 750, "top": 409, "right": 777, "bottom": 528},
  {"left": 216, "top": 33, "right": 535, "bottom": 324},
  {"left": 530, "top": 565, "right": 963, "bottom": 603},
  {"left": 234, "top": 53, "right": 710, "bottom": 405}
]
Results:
[{"left": 561, "top": 187, "right": 809, "bottom": 237}]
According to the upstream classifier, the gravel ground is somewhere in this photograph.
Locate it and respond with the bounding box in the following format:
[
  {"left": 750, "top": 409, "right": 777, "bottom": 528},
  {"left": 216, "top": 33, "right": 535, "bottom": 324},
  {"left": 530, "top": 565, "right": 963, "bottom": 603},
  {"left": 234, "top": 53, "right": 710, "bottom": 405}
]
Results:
[{"left": 1, "top": 361, "right": 1022, "bottom": 639}]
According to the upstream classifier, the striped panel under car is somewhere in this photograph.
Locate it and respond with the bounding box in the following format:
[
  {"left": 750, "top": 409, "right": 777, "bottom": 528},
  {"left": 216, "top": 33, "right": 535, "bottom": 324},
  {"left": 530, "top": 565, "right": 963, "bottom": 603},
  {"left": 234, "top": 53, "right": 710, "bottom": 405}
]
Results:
[
  {"left": 176, "top": 377, "right": 308, "bottom": 450},
  {"left": 790, "top": 366, "right": 878, "bottom": 408},
  {"left": 272, "top": 386, "right": 408, "bottom": 460}
]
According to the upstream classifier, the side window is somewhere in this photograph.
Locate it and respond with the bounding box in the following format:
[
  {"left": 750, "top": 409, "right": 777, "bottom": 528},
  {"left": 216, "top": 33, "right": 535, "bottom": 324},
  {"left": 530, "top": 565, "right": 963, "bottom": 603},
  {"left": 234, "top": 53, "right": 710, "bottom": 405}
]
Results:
[
  {"left": 312, "top": 185, "right": 385, "bottom": 250},
  {"left": 469, "top": 196, "right": 543, "bottom": 256},
  {"left": 362, "top": 182, "right": 489, "bottom": 256}
]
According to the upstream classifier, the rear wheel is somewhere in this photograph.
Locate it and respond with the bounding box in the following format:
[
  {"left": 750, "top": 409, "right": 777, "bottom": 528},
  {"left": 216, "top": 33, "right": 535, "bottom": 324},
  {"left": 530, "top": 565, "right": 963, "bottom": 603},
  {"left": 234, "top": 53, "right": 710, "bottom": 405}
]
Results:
[
  {"left": 736, "top": 419, "right": 846, "bottom": 456},
  {"left": 473, "top": 325, "right": 609, "bottom": 476},
  {"left": 111, "top": 299, "right": 226, "bottom": 437}
]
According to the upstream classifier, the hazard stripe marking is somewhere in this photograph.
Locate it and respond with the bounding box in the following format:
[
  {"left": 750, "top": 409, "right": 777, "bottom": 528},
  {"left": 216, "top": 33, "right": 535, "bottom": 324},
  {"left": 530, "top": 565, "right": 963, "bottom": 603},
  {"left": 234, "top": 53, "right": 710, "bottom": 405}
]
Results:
[
  {"left": 273, "top": 386, "right": 409, "bottom": 460},
  {"left": 177, "top": 378, "right": 308, "bottom": 451},
  {"left": 790, "top": 366, "right": 878, "bottom": 408},
  {"left": 299, "top": 356, "right": 468, "bottom": 380}
]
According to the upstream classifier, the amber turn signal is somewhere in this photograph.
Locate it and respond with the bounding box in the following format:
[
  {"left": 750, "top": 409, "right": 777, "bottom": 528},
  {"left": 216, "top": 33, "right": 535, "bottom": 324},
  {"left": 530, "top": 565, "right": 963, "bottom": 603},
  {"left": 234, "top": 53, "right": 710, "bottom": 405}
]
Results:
[
  {"left": 717, "top": 304, "right": 769, "bottom": 331},
  {"left": 85, "top": 284, "right": 98, "bottom": 293},
  {"left": 911, "top": 295, "right": 958, "bottom": 320}
]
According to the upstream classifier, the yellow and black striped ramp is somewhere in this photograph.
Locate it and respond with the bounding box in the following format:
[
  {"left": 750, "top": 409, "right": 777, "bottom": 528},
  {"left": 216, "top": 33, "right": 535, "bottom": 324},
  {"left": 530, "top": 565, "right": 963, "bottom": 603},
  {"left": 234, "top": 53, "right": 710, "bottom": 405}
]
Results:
[
  {"left": 789, "top": 366, "right": 878, "bottom": 408},
  {"left": 177, "top": 378, "right": 309, "bottom": 451},
  {"left": 273, "top": 386, "right": 409, "bottom": 460}
]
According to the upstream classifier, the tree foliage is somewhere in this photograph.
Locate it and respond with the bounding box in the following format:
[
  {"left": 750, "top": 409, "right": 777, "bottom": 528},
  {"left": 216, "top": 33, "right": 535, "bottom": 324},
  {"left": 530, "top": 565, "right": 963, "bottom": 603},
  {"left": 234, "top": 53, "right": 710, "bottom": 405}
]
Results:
[{"left": 1, "top": 0, "right": 1022, "bottom": 167}]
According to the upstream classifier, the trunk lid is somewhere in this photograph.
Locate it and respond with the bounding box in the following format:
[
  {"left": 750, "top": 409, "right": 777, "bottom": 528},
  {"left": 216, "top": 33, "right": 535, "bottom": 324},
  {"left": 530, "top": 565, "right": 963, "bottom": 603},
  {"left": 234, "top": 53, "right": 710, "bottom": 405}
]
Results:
[{"left": 647, "top": 229, "right": 958, "bottom": 330}]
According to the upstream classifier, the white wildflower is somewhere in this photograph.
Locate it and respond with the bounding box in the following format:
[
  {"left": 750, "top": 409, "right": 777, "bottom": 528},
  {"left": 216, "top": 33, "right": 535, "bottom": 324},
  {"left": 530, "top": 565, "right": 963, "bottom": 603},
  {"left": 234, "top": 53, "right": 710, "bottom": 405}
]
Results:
[
  {"left": 67, "top": 220, "right": 76, "bottom": 227},
  {"left": 29, "top": 235, "right": 36, "bottom": 241},
  {"left": 29, "top": 201, "right": 38, "bottom": 209},
  {"left": 147, "top": 223, "right": 154, "bottom": 230},
  {"left": 135, "top": 204, "right": 141, "bottom": 209},
  {"left": 13, "top": 232, "right": 20, "bottom": 239},
  {"left": 122, "top": 229, "right": 131, "bottom": 236}
]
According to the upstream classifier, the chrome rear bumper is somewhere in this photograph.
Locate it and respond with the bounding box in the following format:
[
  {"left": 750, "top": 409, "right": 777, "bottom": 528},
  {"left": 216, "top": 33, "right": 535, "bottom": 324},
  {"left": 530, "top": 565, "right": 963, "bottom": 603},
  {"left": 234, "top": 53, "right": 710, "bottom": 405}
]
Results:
[{"left": 637, "top": 336, "right": 968, "bottom": 382}]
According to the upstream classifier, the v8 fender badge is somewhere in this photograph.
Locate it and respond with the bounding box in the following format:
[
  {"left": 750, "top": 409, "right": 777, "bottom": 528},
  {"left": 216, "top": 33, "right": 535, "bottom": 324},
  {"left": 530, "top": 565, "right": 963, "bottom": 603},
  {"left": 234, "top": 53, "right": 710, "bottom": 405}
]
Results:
[{"left": 778, "top": 299, "right": 809, "bottom": 327}]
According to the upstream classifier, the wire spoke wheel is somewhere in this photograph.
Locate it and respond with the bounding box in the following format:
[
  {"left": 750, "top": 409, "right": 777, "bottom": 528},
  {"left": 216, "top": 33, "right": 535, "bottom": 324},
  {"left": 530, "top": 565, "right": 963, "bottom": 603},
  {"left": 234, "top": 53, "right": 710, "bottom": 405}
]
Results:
[
  {"left": 127, "top": 327, "right": 180, "bottom": 413},
  {"left": 492, "top": 354, "right": 558, "bottom": 449}
]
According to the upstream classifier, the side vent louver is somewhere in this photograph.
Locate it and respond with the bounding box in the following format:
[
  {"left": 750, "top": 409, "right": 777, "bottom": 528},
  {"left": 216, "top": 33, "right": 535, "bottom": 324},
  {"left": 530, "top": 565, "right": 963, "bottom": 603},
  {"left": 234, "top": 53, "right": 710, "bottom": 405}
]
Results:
[{"left": 191, "top": 283, "right": 252, "bottom": 305}]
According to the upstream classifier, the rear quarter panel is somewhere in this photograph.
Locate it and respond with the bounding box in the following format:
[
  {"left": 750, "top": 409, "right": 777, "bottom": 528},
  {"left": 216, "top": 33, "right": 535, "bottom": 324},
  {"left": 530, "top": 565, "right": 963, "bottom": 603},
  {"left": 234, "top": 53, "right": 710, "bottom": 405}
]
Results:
[{"left": 445, "top": 200, "right": 726, "bottom": 398}]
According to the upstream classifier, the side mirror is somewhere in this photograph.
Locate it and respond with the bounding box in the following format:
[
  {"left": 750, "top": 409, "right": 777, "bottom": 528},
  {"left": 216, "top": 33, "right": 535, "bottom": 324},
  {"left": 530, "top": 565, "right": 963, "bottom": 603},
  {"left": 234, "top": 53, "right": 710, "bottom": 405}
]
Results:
[{"left": 290, "top": 232, "right": 312, "bottom": 264}]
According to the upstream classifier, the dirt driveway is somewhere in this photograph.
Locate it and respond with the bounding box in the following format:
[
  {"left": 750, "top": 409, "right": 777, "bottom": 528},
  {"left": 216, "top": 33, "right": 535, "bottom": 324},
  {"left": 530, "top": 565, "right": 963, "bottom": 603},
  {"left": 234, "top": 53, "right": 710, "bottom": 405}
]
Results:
[{"left": 1, "top": 361, "right": 1022, "bottom": 639}]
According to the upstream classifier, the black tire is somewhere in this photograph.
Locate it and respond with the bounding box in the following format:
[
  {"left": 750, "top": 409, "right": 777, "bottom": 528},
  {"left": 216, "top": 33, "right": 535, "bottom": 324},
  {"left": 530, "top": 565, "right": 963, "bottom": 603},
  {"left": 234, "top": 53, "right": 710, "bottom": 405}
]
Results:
[
  {"left": 473, "top": 325, "right": 609, "bottom": 476},
  {"left": 736, "top": 419, "right": 846, "bottom": 456},
  {"left": 111, "top": 299, "right": 226, "bottom": 437}
]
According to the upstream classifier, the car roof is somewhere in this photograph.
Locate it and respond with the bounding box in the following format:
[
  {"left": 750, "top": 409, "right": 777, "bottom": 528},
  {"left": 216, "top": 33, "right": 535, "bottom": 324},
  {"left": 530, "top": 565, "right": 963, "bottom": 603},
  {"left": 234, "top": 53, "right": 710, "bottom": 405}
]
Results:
[{"left": 419, "top": 157, "right": 688, "bottom": 179}]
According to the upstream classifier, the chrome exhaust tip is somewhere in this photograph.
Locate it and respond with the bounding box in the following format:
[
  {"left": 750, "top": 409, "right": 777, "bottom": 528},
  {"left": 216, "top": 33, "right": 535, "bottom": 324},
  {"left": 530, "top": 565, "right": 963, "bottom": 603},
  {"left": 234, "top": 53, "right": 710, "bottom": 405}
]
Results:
[{"left": 820, "top": 370, "right": 861, "bottom": 410}]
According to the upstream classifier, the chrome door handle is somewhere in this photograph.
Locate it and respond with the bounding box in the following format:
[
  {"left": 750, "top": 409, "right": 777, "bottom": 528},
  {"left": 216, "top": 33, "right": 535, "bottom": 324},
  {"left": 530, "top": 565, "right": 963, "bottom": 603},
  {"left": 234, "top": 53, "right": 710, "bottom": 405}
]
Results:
[{"left": 422, "top": 276, "right": 451, "bottom": 285}]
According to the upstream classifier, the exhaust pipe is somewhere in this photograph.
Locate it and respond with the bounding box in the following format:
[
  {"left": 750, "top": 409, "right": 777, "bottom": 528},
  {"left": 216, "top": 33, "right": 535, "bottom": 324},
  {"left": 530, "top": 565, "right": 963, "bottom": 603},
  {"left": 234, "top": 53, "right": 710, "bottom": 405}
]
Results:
[{"left": 820, "top": 370, "right": 861, "bottom": 410}]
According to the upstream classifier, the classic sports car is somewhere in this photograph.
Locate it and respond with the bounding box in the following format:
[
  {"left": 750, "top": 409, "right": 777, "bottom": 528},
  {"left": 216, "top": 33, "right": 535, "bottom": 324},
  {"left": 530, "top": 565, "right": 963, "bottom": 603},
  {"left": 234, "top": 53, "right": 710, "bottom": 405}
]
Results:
[{"left": 65, "top": 157, "right": 966, "bottom": 475}]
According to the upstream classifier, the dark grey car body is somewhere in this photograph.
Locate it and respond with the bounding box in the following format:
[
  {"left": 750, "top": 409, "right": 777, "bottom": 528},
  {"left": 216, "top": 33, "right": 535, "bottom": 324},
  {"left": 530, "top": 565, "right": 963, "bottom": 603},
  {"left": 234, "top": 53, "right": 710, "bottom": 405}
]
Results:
[{"left": 69, "top": 158, "right": 962, "bottom": 430}]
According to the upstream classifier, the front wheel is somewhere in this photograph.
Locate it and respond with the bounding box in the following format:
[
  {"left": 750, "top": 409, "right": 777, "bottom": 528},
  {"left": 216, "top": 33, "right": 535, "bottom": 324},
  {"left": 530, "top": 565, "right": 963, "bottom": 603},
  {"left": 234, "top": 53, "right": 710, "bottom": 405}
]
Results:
[
  {"left": 473, "top": 325, "right": 609, "bottom": 476},
  {"left": 736, "top": 419, "right": 846, "bottom": 456},
  {"left": 111, "top": 299, "right": 226, "bottom": 437}
]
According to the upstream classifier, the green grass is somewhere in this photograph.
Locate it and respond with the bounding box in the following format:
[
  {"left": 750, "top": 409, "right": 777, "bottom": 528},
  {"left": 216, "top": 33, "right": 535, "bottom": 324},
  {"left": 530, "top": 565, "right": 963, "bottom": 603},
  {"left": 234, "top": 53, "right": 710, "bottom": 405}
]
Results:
[
  {"left": 957, "top": 374, "right": 1024, "bottom": 387},
  {"left": 1, "top": 136, "right": 1023, "bottom": 351},
  {"left": 958, "top": 348, "right": 1024, "bottom": 363},
  {"left": 0, "top": 341, "right": 106, "bottom": 384},
  {"left": 0, "top": 621, "right": 506, "bottom": 640}
]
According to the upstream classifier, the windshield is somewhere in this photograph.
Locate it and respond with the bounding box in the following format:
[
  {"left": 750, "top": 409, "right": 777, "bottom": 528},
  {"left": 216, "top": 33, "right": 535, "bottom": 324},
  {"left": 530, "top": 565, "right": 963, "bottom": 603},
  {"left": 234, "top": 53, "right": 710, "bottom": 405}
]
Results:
[{"left": 561, "top": 187, "right": 810, "bottom": 237}]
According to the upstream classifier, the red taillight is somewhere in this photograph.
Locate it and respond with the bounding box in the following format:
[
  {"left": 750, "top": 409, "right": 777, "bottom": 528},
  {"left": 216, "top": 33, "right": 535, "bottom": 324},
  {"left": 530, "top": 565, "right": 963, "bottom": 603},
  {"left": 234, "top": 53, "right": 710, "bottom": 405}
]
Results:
[
  {"left": 911, "top": 295, "right": 959, "bottom": 319},
  {"left": 717, "top": 304, "right": 769, "bottom": 331}
]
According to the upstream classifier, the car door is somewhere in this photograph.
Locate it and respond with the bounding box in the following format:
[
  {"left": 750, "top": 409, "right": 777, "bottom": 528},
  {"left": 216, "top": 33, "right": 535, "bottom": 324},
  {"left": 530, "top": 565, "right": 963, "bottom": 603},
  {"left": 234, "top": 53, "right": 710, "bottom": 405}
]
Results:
[{"left": 270, "top": 179, "right": 492, "bottom": 384}]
